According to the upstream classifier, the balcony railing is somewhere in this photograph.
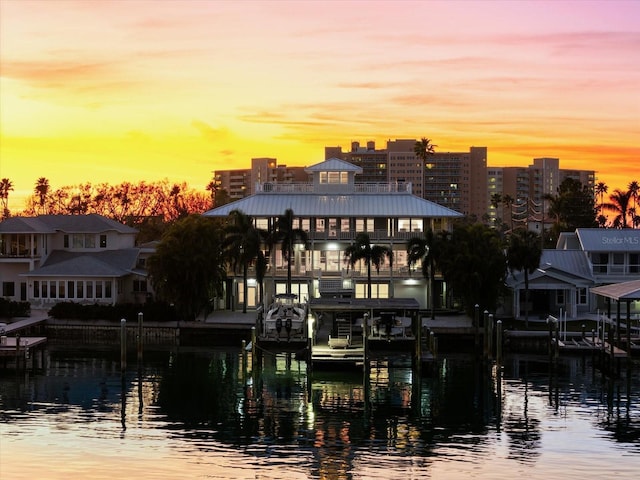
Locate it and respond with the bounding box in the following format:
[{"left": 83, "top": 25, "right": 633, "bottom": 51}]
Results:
[{"left": 254, "top": 181, "right": 412, "bottom": 194}]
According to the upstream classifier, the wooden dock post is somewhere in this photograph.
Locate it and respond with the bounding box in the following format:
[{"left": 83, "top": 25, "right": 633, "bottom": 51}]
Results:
[
  {"left": 15, "top": 334, "right": 21, "bottom": 370},
  {"left": 487, "top": 314, "right": 494, "bottom": 360},
  {"left": 496, "top": 320, "right": 503, "bottom": 366},
  {"left": 137, "top": 312, "right": 143, "bottom": 363},
  {"left": 120, "top": 318, "right": 127, "bottom": 371}
]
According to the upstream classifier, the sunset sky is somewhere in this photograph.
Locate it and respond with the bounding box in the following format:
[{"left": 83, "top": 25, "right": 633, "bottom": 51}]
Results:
[{"left": 1, "top": 0, "right": 639, "bottom": 213}]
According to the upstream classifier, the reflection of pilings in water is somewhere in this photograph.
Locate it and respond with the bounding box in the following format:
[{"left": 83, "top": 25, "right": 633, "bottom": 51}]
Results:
[
  {"left": 121, "top": 373, "right": 127, "bottom": 432},
  {"left": 138, "top": 366, "right": 144, "bottom": 417}
]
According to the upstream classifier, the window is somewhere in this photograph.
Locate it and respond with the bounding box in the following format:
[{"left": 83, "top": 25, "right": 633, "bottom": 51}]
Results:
[
  {"left": 105, "top": 282, "right": 112, "bottom": 298},
  {"left": 49, "top": 281, "right": 56, "bottom": 298},
  {"left": 73, "top": 234, "right": 84, "bottom": 248},
  {"left": 576, "top": 288, "right": 587, "bottom": 305},
  {"left": 133, "top": 280, "right": 147, "bottom": 293},
  {"left": 630, "top": 254, "right": 640, "bottom": 273},
  {"left": 64, "top": 235, "right": 69, "bottom": 248},
  {"left": 556, "top": 290, "right": 565, "bottom": 305},
  {"left": 2, "top": 282, "right": 15, "bottom": 297},
  {"left": 612, "top": 253, "right": 625, "bottom": 274},
  {"left": 100, "top": 235, "right": 107, "bottom": 248},
  {"left": 592, "top": 253, "right": 608, "bottom": 274},
  {"left": 95, "top": 281, "right": 103, "bottom": 299},
  {"left": 34, "top": 281, "right": 40, "bottom": 298},
  {"left": 84, "top": 234, "right": 95, "bottom": 248},
  {"left": 58, "top": 281, "right": 65, "bottom": 299},
  {"left": 77, "top": 281, "right": 84, "bottom": 299},
  {"left": 67, "top": 281, "right": 75, "bottom": 299},
  {"left": 86, "top": 282, "right": 94, "bottom": 299},
  {"left": 355, "top": 283, "right": 389, "bottom": 299}
]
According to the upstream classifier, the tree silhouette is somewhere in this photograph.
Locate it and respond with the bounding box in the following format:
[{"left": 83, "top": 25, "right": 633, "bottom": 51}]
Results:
[
  {"left": 269, "top": 209, "right": 309, "bottom": 295},
  {"left": 34, "top": 177, "right": 50, "bottom": 215},
  {"left": 407, "top": 229, "right": 442, "bottom": 319},
  {"left": 0, "top": 178, "right": 13, "bottom": 219},
  {"left": 223, "top": 209, "right": 268, "bottom": 313},
  {"left": 507, "top": 229, "right": 543, "bottom": 328},
  {"left": 344, "top": 232, "right": 393, "bottom": 299},
  {"left": 147, "top": 215, "right": 226, "bottom": 321},
  {"left": 603, "top": 188, "right": 633, "bottom": 229}
]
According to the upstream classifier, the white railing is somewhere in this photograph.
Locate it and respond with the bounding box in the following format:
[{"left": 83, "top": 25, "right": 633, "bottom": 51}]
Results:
[{"left": 255, "top": 181, "right": 412, "bottom": 194}]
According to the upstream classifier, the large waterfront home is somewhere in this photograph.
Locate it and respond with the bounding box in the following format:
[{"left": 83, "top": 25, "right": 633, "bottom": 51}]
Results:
[
  {"left": 507, "top": 228, "right": 640, "bottom": 319},
  {"left": 0, "top": 214, "right": 153, "bottom": 306},
  {"left": 203, "top": 158, "right": 463, "bottom": 312}
]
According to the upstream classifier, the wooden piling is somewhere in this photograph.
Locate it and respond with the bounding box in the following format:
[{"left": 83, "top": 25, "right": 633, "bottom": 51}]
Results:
[
  {"left": 496, "top": 320, "right": 503, "bottom": 366},
  {"left": 120, "top": 318, "right": 127, "bottom": 371},
  {"left": 137, "top": 312, "right": 143, "bottom": 362}
]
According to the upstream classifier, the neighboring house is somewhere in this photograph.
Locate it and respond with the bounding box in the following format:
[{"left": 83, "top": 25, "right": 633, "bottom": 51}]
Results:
[
  {"left": 0, "top": 214, "right": 152, "bottom": 307},
  {"left": 507, "top": 228, "right": 640, "bottom": 319},
  {"left": 203, "top": 158, "right": 463, "bottom": 312},
  {"left": 506, "top": 249, "right": 594, "bottom": 319}
]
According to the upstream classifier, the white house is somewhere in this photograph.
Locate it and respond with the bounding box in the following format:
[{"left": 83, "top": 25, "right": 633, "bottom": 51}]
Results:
[
  {"left": 203, "top": 158, "right": 463, "bottom": 312},
  {"left": 0, "top": 214, "right": 152, "bottom": 307}
]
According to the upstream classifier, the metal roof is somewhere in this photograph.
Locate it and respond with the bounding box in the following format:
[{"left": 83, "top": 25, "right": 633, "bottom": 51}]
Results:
[
  {"left": 507, "top": 249, "right": 593, "bottom": 287},
  {"left": 305, "top": 158, "right": 362, "bottom": 173},
  {"left": 0, "top": 214, "right": 138, "bottom": 234},
  {"left": 22, "top": 249, "right": 141, "bottom": 277},
  {"left": 590, "top": 279, "right": 640, "bottom": 301},
  {"left": 203, "top": 192, "right": 463, "bottom": 218},
  {"left": 575, "top": 228, "right": 640, "bottom": 252}
]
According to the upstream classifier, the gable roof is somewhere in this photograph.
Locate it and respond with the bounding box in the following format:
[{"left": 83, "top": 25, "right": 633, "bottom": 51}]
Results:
[
  {"left": 507, "top": 249, "right": 593, "bottom": 288},
  {"left": 574, "top": 228, "right": 640, "bottom": 252},
  {"left": 304, "top": 158, "right": 363, "bottom": 173},
  {"left": 0, "top": 214, "right": 137, "bottom": 234},
  {"left": 23, "top": 249, "right": 141, "bottom": 278}
]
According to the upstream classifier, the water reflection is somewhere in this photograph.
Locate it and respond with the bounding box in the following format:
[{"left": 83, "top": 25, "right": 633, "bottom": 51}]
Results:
[{"left": 0, "top": 347, "right": 638, "bottom": 479}]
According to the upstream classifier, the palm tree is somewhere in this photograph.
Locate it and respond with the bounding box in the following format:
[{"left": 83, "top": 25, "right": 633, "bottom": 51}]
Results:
[
  {"left": 223, "top": 209, "right": 268, "bottom": 313},
  {"left": 407, "top": 229, "right": 441, "bottom": 319},
  {"left": 205, "top": 180, "right": 217, "bottom": 209},
  {"left": 603, "top": 189, "right": 633, "bottom": 229},
  {"left": 503, "top": 194, "right": 515, "bottom": 231},
  {"left": 628, "top": 181, "right": 639, "bottom": 228},
  {"left": 0, "top": 178, "right": 13, "bottom": 219},
  {"left": 414, "top": 137, "right": 436, "bottom": 164},
  {"left": 344, "top": 232, "right": 393, "bottom": 299},
  {"left": 35, "top": 177, "right": 49, "bottom": 215},
  {"left": 269, "top": 209, "right": 309, "bottom": 295},
  {"left": 507, "top": 229, "right": 542, "bottom": 328},
  {"left": 595, "top": 181, "right": 608, "bottom": 212},
  {"left": 255, "top": 250, "right": 268, "bottom": 307}
]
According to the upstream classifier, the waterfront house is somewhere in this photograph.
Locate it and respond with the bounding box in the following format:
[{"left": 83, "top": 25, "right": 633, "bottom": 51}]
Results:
[
  {"left": 203, "top": 158, "right": 463, "bottom": 312},
  {"left": 0, "top": 214, "right": 152, "bottom": 307},
  {"left": 507, "top": 228, "right": 640, "bottom": 319}
]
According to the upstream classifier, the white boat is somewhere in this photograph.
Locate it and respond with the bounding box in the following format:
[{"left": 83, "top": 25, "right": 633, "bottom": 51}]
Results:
[{"left": 263, "top": 293, "right": 306, "bottom": 340}]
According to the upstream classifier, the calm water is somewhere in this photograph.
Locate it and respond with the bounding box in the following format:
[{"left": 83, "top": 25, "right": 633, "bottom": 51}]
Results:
[{"left": 1, "top": 346, "right": 638, "bottom": 480}]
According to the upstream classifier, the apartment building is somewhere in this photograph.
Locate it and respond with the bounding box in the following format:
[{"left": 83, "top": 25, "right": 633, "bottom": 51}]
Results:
[
  {"left": 327, "top": 140, "right": 489, "bottom": 221},
  {"left": 489, "top": 158, "right": 595, "bottom": 230},
  {"left": 214, "top": 158, "right": 308, "bottom": 200}
]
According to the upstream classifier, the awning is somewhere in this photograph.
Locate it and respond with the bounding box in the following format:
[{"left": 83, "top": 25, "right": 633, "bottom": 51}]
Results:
[{"left": 590, "top": 279, "right": 640, "bottom": 301}]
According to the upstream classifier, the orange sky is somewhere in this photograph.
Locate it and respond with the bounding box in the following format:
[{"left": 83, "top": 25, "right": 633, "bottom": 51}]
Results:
[{"left": 1, "top": 0, "right": 639, "bottom": 213}]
